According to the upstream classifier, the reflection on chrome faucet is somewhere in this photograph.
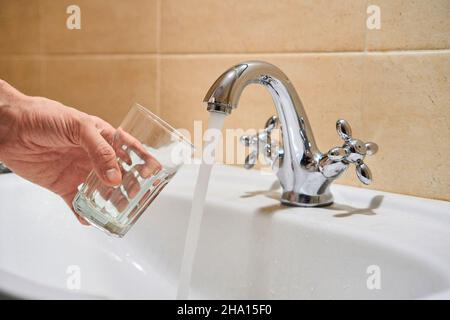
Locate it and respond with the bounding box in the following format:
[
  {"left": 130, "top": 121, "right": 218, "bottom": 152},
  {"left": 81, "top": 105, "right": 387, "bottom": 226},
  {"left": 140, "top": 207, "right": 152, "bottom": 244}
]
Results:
[
  {"left": 204, "top": 61, "right": 378, "bottom": 207},
  {"left": 0, "top": 162, "right": 11, "bottom": 174}
]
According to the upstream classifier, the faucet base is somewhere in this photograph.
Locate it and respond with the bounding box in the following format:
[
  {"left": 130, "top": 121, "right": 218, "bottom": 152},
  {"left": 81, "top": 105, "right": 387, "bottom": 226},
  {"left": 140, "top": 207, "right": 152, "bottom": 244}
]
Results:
[{"left": 280, "top": 191, "right": 333, "bottom": 207}]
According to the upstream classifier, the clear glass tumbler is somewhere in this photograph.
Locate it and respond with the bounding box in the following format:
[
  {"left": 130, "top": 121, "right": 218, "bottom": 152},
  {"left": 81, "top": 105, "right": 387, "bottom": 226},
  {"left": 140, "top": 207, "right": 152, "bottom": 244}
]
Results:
[{"left": 73, "top": 103, "right": 193, "bottom": 237}]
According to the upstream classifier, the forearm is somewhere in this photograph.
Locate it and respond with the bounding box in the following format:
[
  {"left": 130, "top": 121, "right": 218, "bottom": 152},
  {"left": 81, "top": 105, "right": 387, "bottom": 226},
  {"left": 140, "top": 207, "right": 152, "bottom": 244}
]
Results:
[
  {"left": 0, "top": 104, "right": 13, "bottom": 160},
  {"left": 0, "top": 80, "right": 25, "bottom": 159}
]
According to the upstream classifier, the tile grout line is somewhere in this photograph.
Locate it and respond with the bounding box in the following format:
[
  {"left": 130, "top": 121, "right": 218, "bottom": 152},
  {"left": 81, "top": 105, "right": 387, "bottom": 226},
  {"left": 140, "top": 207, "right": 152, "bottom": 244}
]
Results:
[
  {"left": 37, "top": 0, "right": 45, "bottom": 95},
  {"left": 1, "top": 49, "right": 450, "bottom": 59},
  {"left": 0, "top": 53, "right": 159, "bottom": 59},
  {"left": 155, "top": 0, "right": 162, "bottom": 115},
  {"left": 359, "top": 0, "right": 370, "bottom": 164},
  {"left": 158, "top": 49, "right": 450, "bottom": 57}
]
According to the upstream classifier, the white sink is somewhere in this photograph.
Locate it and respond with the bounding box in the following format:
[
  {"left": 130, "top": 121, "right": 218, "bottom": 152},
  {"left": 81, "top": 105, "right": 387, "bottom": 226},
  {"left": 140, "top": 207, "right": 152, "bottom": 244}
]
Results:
[{"left": 0, "top": 164, "right": 449, "bottom": 299}]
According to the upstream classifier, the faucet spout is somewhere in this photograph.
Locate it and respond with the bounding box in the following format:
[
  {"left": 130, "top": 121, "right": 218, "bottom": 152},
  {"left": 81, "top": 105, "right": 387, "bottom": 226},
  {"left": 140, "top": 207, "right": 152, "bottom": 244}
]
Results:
[
  {"left": 204, "top": 61, "right": 378, "bottom": 207},
  {"left": 203, "top": 61, "right": 318, "bottom": 154}
]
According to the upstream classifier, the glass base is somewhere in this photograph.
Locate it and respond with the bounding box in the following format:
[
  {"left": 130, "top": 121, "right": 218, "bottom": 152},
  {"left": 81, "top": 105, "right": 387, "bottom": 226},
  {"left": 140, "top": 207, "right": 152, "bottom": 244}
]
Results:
[{"left": 73, "top": 192, "right": 131, "bottom": 237}]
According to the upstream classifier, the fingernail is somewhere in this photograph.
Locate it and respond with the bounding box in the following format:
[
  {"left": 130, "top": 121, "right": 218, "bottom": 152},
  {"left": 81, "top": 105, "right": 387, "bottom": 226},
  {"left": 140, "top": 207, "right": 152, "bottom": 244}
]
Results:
[{"left": 106, "top": 168, "right": 120, "bottom": 182}]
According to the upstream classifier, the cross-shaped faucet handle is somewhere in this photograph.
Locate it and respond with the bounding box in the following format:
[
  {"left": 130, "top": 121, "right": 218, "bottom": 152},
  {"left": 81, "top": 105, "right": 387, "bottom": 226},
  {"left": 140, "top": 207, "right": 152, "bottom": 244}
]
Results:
[
  {"left": 240, "top": 115, "right": 281, "bottom": 169},
  {"left": 327, "top": 119, "right": 378, "bottom": 185}
]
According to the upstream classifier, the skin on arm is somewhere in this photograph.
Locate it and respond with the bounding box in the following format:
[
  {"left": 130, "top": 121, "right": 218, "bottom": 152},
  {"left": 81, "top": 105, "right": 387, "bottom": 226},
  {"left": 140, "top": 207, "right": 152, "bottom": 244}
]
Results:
[{"left": 0, "top": 79, "right": 125, "bottom": 224}]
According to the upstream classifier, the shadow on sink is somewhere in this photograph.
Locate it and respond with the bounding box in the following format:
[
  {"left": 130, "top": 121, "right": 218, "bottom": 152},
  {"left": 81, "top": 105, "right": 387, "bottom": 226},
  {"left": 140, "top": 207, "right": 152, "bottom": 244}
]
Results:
[
  {"left": 327, "top": 195, "right": 384, "bottom": 218},
  {"left": 241, "top": 181, "right": 281, "bottom": 201},
  {"left": 241, "top": 181, "right": 384, "bottom": 218}
]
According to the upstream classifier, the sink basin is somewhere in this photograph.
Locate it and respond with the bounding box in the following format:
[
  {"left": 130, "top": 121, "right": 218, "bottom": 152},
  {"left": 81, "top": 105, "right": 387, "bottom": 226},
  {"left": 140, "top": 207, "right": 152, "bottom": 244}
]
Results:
[{"left": 1, "top": 164, "right": 449, "bottom": 299}]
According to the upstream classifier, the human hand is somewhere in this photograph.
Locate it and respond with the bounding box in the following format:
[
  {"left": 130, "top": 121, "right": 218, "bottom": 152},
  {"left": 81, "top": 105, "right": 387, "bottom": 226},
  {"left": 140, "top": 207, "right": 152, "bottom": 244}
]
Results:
[{"left": 0, "top": 79, "right": 140, "bottom": 224}]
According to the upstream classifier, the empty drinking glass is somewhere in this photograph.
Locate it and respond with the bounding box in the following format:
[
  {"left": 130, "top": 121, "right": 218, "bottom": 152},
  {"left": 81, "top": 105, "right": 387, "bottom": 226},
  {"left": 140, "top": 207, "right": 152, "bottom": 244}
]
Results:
[{"left": 73, "top": 103, "right": 193, "bottom": 237}]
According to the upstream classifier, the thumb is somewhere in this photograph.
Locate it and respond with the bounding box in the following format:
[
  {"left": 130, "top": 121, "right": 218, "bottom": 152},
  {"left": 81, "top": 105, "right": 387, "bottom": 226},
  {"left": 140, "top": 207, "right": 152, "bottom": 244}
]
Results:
[{"left": 79, "top": 123, "right": 122, "bottom": 186}]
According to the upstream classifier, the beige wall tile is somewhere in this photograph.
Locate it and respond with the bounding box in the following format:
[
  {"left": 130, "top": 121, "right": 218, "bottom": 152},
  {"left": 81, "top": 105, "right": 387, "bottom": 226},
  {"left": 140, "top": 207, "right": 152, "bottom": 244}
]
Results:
[
  {"left": 366, "top": 0, "right": 450, "bottom": 50},
  {"left": 42, "top": 56, "right": 157, "bottom": 127},
  {"left": 0, "top": 0, "right": 41, "bottom": 53},
  {"left": 0, "top": 57, "right": 43, "bottom": 95},
  {"left": 362, "top": 52, "right": 450, "bottom": 200},
  {"left": 160, "top": 54, "right": 366, "bottom": 186},
  {"left": 161, "top": 0, "right": 366, "bottom": 53},
  {"left": 1, "top": 0, "right": 448, "bottom": 201},
  {"left": 40, "top": 0, "right": 158, "bottom": 53}
]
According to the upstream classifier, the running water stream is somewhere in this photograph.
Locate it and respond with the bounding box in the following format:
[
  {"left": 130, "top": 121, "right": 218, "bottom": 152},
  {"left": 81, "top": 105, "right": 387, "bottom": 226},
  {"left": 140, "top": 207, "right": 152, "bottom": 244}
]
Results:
[{"left": 176, "top": 112, "right": 226, "bottom": 299}]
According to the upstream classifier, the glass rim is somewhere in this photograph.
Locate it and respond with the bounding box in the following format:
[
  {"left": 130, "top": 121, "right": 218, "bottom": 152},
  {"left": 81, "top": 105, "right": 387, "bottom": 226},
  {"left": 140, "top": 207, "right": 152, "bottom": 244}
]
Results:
[{"left": 130, "top": 103, "right": 195, "bottom": 150}]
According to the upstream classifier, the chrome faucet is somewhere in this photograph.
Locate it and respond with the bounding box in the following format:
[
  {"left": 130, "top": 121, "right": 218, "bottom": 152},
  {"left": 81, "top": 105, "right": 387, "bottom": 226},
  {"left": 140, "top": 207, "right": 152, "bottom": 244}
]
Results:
[
  {"left": 204, "top": 61, "right": 378, "bottom": 207},
  {"left": 0, "top": 162, "right": 11, "bottom": 174}
]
